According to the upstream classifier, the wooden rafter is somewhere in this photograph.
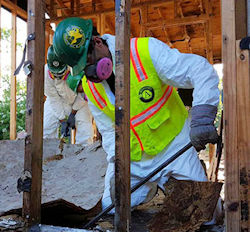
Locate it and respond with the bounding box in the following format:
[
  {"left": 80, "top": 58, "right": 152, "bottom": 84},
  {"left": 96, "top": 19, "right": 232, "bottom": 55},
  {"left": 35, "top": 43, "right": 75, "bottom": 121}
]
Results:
[
  {"left": 176, "top": 0, "right": 192, "bottom": 53},
  {"left": 55, "top": 0, "right": 71, "bottom": 16},
  {"left": 157, "top": 8, "right": 173, "bottom": 48},
  {"left": 204, "top": 0, "right": 213, "bottom": 63},
  {"left": 47, "top": 0, "right": 174, "bottom": 22},
  {"left": 1, "top": 0, "right": 27, "bottom": 20},
  {"left": 105, "top": 14, "right": 114, "bottom": 33},
  {"left": 139, "top": 5, "right": 148, "bottom": 37},
  {"left": 70, "top": 0, "right": 75, "bottom": 15},
  {"left": 76, "top": 0, "right": 80, "bottom": 15},
  {"left": 144, "top": 14, "right": 209, "bottom": 29},
  {"left": 50, "top": 0, "right": 55, "bottom": 18}
]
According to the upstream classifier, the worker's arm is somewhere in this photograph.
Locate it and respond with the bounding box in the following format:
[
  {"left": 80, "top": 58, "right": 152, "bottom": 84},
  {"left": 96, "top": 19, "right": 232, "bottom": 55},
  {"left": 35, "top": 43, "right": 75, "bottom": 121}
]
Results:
[
  {"left": 148, "top": 37, "right": 220, "bottom": 107},
  {"left": 44, "top": 64, "right": 68, "bottom": 121}
]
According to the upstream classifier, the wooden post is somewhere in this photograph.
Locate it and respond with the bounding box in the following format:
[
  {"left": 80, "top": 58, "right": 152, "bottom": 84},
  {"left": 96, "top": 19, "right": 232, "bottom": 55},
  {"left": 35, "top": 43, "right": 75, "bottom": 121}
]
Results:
[
  {"left": 22, "top": 0, "right": 45, "bottom": 226},
  {"left": 236, "top": 40, "right": 250, "bottom": 232},
  {"left": 10, "top": 8, "right": 17, "bottom": 140},
  {"left": 222, "top": 0, "right": 239, "bottom": 231},
  {"left": 45, "top": 23, "right": 52, "bottom": 61},
  {"left": 115, "top": 0, "right": 131, "bottom": 231},
  {"left": 222, "top": 0, "right": 249, "bottom": 231}
]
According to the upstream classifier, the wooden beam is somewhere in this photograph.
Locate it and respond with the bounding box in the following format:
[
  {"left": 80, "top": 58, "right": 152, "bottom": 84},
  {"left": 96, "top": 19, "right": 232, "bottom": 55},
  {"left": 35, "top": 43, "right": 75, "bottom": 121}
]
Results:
[
  {"left": 49, "top": 0, "right": 55, "bottom": 18},
  {"left": 70, "top": 0, "right": 75, "bottom": 15},
  {"left": 76, "top": 0, "right": 80, "bottom": 15},
  {"left": 105, "top": 15, "right": 114, "bottom": 34},
  {"left": 145, "top": 14, "right": 209, "bottom": 29},
  {"left": 22, "top": 0, "right": 45, "bottom": 226},
  {"left": 157, "top": 8, "right": 173, "bottom": 47},
  {"left": 55, "top": 0, "right": 71, "bottom": 16},
  {"left": 235, "top": 0, "right": 247, "bottom": 40},
  {"left": 115, "top": 0, "right": 131, "bottom": 231},
  {"left": 222, "top": 0, "right": 239, "bottom": 231},
  {"left": 236, "top": 40, "right": 250, "bottom": 232},
  {"left": 204, "top": 0, "right": 213, "bottom": 63},
  {"left": 175, "top": 0, "right": 192, "bottom": 52},
  {"left": 139, "top": 5, "right": 148, "bottom": 37},
  {"left": 10, "top": 7, "right": 17, "bottom": 140},
  {"left": 1, "top": 0, "right": 27, "bottom": 20},
  {"left": 97, "top": 13, "right": 105, "bottom": 35},
  {"left": 47, "top": 0, "right": 174, "bottom": 22}
]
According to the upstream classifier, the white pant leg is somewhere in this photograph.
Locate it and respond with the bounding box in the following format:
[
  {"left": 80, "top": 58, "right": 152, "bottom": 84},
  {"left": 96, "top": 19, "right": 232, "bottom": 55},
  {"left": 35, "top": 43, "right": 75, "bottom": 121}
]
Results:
[
  {"left": 157, "top": 146, "right": 207, "bottom": 190},
  {"left": 101, "top": 162, "right": 155, "bottom": 212},
  {"left": 75, "top": 103, "right": 94, "bottom": 146},
  {"left": 102, "top": 162, "right": 115, "bottom": 212},
  {"left": 43, "top": 99, "right": 60, "bottom": 138}
]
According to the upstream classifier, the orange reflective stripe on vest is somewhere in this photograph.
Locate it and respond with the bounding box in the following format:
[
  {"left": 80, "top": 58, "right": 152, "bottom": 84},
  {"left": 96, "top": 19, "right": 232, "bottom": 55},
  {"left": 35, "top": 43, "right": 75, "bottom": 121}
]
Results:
[
  {"left": 48, "top": 70, "right": 54, "bottom": 80},
  {"left": 62, "top": 71, "right": 70, "bottom": 80},
  {"left": 130, "top": 38, "right": 149, "bottom": 82},
  {"left": 131, "top": 86, "right": 173, "bottom": 127},
  {"left": 87, "top": 80, "right": 107, "bottom": 109},
  {"left": 48, "top": 70, "right": 70, "bottom": 80}
]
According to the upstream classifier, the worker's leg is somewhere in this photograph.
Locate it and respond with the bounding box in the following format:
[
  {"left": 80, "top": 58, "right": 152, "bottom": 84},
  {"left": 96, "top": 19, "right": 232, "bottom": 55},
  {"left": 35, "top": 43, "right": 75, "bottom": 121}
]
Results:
[
  {"left": 43, "top": 99, "right": 60, "bottom": 138},
  {"left": 102, "top": 162, "right": 157, "bottom": 213},
  {"left": 75, "top": 103, "right": 94, "bottom": 146}
]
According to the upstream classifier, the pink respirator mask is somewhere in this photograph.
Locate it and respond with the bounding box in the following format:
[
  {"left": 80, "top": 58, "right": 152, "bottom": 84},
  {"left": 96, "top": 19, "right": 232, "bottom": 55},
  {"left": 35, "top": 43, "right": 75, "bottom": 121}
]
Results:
[{"left": 85, "top": 57, "right": 113, "bottom": 83}]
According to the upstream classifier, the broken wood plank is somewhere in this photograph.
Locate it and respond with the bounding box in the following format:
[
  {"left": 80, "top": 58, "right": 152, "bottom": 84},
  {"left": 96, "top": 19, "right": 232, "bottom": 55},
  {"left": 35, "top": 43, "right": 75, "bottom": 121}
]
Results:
[
  {"left": 22, "top": 0, "right": 45, "bottom": 226},
  {"left": 149, "top": 178, "right": 223, "bottom": 232},
  {"left": 115, "top": 0, "right": 131, "bottom": 231}
]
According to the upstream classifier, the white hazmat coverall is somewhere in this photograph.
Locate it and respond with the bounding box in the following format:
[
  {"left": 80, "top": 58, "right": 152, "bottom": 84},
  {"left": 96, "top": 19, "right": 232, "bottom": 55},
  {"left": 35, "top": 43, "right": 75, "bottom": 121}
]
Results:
[
  {"left": 43, "top": 64, "right": 94, "bottom": 146},
  {"left": 86, "top": 35, "right": 220, "bottom": 215}
]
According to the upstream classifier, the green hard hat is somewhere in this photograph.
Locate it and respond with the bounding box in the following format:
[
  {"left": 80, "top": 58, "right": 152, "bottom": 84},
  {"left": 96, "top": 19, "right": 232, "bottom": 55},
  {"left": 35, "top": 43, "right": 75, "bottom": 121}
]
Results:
[
  {"left": 53, "top": 17, "right": 93, "bottom": 76},
  {"left": 47, "top": 45, "right": 67, "bottom": 76},
  {"left": 66, "top": 71, "right": 84, "bottom": 92}
]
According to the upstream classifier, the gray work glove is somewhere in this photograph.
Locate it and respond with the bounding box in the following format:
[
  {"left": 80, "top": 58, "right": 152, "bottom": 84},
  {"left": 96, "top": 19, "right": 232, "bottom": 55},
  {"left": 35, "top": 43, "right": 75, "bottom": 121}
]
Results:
[
  {"left": 60, "top": 121, "right": 70, "bottom": 137},
  {"left": 190, "top": 104, "right": 219, "bottom": 152},
  {"left": 67, "top": 112, "right": 76, "bottom": 129}
]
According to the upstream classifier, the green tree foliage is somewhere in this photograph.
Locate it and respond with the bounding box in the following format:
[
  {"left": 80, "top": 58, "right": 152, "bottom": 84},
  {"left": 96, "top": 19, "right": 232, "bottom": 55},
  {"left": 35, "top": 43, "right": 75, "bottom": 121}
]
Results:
[
  {"left": 0, "top": 28, "right": 26, "bottom": 139},
  {"left": 0, "top": 75, "right": 26, "bottom": 139}
]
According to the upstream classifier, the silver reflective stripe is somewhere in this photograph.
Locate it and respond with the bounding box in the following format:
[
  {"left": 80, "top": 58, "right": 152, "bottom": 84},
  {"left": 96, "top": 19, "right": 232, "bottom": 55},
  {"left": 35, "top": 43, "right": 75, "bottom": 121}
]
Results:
[
  {"left": 89, "top": 82, "right": 106, "bottom": 108},
  {"left": 131, "top": 86, "right": 173, "bottom": 126},
  {"left": 131, "top": 38, "right": 147, "bottom": 81}
]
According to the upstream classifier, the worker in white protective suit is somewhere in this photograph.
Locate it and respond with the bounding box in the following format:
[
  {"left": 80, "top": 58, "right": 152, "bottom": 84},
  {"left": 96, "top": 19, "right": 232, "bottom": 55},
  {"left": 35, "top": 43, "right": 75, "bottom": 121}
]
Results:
[
  {"left": 53, "top": 18, "right": 221, "bottom": 224},
  {"left": 44, "top": 45, "right": 94, "bottom": 145}
]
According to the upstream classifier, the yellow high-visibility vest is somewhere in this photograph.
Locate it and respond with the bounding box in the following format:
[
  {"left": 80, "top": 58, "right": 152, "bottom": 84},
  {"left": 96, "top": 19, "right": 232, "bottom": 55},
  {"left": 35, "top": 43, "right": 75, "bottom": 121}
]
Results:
[{"left": 82, "top": 37, "right": 188, "bottom": 161}]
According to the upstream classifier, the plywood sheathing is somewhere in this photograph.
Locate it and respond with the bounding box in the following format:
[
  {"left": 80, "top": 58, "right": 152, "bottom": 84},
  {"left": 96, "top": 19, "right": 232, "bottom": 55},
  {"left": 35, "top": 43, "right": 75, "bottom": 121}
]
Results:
[{"left": 0, "top": 140, "right": 107, "bottom": 216}]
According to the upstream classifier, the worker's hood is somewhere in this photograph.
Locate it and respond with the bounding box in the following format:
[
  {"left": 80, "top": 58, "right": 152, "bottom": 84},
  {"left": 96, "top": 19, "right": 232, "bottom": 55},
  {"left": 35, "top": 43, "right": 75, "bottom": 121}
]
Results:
[{"left": 101, "top": 34, "right": 116, "bottom": 75}]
